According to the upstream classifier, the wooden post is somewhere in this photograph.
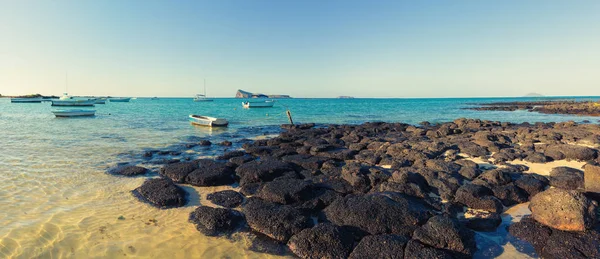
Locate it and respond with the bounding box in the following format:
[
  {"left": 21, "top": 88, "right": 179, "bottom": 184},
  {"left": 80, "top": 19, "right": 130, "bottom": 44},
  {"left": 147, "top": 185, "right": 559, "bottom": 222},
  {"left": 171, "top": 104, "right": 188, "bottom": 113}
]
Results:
[{"left": 286, "top": 109, "right": 294, "bottom": 125}]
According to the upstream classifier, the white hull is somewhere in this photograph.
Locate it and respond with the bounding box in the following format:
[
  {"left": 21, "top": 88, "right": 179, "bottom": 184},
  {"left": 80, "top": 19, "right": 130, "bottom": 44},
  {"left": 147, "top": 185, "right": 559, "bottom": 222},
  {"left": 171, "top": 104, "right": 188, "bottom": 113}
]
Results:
[
  {"left": 51, "top": 100, "right": 96, "bottom": 106},
  {"left": 11, "top": 98, "right": 43, "bottom": 103},
  {"left": 52, "top": 109, "right": 96, "bottom": 117},
  {"left": 189, "top": 115, "right": 228, "bottom": 127},
  {"left": 242, "top": 100, "right": 274, "bottom": 108}
]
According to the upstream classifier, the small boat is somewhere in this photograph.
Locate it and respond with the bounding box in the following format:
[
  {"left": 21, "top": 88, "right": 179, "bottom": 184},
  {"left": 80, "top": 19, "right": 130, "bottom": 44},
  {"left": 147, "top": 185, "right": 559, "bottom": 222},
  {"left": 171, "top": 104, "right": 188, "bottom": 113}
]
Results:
[
  {"left": 51, "top": 99, "right": 96, "bottom": 106},
  {"left": 109, "top": 97, "right": 131, "bottom": 102},
  {"left": 194, "top": 79, "right": 214, "bottom": 102},
  {"left": 11, "top": 97, "right": 43, "bottom": 103},
  {"left": 95, "top": 98, "right": 107, "bottom": 104},
  {"left": 151, "top": 97, "right": 159, "bottom": 100},
  {"left": 52, "top": 109, "right": 96, "bottom": 117},
  {"left": 188, "top": 115, "right": 228, "bottom": 127},
  {"left": 242, "top": 100, "right": 274, "bottom": 108}
]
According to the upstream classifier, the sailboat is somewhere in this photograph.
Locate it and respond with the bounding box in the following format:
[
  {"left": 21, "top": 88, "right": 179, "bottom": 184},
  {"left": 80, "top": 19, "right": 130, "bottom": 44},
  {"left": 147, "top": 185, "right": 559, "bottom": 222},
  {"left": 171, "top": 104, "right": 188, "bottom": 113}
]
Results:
[
  {"left": 51, "top": 73, "right": 96, "bottom": 106},
  {"left": 194, "top": 79, "right": 214, "bottom": 102}
]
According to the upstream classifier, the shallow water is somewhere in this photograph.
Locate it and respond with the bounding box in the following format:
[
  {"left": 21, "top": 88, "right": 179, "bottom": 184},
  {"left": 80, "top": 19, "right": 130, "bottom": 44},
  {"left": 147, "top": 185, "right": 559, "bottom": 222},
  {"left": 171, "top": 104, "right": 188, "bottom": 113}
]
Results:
[{"left": 1, "top": 96, "right": 599, "bottom": 258}]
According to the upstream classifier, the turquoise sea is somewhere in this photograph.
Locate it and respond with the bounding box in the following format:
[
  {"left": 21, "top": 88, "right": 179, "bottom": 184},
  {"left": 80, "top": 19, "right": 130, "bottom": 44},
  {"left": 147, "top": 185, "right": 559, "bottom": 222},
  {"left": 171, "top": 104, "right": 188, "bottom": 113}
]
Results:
[{"left": 0, "top": 96, "right": 599, "bottom": 258}]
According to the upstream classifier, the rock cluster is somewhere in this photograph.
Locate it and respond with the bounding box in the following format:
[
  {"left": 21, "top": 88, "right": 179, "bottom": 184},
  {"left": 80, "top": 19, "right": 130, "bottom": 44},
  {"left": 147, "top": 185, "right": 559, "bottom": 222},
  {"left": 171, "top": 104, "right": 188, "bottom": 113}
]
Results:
[{"left": 113, "top": 119, "right": 600, "bottom": 258}]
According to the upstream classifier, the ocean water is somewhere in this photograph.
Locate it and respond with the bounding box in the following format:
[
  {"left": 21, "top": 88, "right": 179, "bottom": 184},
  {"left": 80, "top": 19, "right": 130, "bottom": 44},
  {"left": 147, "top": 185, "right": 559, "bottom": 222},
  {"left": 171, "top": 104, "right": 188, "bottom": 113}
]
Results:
[{"left": 1, "top": 96, "right": 599, "bottom": 259}]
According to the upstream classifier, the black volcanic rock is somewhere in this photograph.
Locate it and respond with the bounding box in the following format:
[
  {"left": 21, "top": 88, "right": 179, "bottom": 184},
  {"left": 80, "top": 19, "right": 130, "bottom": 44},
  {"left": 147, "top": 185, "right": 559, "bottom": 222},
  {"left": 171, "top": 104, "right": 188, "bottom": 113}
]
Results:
[
  {"left": 242, "top": 197, "right": 313, "bottom": 242},
  {"left": 159, "top": 161, "right": 198, "bottom": 183},
  {"left": 185, "top": 159, "right": 235, "bottom": 186},
  {"left": 132, "top": 178, "right": 187, "bottom": 208},
  {"left": 108, "top": 165, "right": 148, "bottom": 176},
  {"left": 412, "top": 215, "right": 476, "bottom": 257},
  {"left": 287, "top": 223, "right": 354, "bottom": 259},
  {"left": 188, "top": 206, "right": 244, "bottom": 236},
  {"left": 349, "top": 234, "right": 409, "bottom": 259},
  {"left": 254, "top": 178, "right": 313, "bottom": 205},
  {"left": 235, "top": 158, "right": 295, "bottom": 186},
  {"left": 548, "top": 166, "right": 584, "bottom": 190},
  {"left": 206, "top": 190, "right": 244, "bottom": 208}
]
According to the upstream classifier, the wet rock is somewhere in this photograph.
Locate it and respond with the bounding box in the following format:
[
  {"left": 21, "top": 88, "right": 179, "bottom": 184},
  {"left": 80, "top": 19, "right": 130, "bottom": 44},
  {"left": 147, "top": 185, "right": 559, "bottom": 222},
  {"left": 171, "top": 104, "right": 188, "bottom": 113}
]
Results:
[
  {"left": 492, "top": 184, "right": 529, "bottom": 206},
  {"left": 464, "top": 211, "right": 502, "bottom": 232},
  {"left": 549, "top": 166, "right": 584, "bottom": 190},
  {"left": 529, "top": 188, "right": 598, "bottom": 231},
  {"left": 254, "top": 178, "right": 313, "bottom": 204},
  {"left": 348, "top": 234, "right": 409, "bottom": 259},
  {"left": 185, "top": 159, "right": 235, "bottom": 186},
  {"left": 454, "top": 184, "right": 504, "bottom": 213},
  {"left": 514, "top": 174, "right": 548, "bottom": 198},
  {"left": 404, "top": 239, "right": 455, "bottom": 259},
  {"left": 235, "top": 158, "right": 295, "bottom": 186},
  {"left": 243, "top": 197, "right": 313, "bottom": 242},
  {"left": 188, "top": 206, "right": 245, "bottom": 236},
  {"left": 199, "top": 140, "right": 212, "bottom": 146},
  {"left": 159, "top": 161, "right": 198, "bottom": 183},
  {"left": 207, "top": 190, "right": 244, "bottom": 208},
  {"left": 108, "top": 165, "right": 148, "bottom": 176},
  {"left": 412, "top": 215, "right": 476, "bottom": 257},
  {"left": 219, "top": 140, "right": 233, "bottom": 146},
  {"left": 132, "top": 178, "right": 187, "bottom": 208},
  {"left": 287, "top": 223, "right": 354, "bottom": 259},
  {"left": 217, "top": 150, "right": 246, "bottom": 160},
  {"left": 322, "top": 193, "right": 435, "bottom": 236}
]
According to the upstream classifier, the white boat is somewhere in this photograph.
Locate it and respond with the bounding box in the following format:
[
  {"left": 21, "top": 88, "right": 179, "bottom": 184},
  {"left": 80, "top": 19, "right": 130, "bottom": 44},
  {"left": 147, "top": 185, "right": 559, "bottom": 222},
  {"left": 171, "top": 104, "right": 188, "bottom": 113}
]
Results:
[
  {"left": 194, "top": 79, "right": 214, "bottom": 102},
  {"left": 188, "top": 115, "right": 228, "bottom": 127},
  {"left": 51, "top": 99, "right": 96, "bottom": 106},
  {"left": 108, "top": 97, "right": 131, "bottom": 102},
  {"left": 242, "top": 100, "right": 274, "bottom": 108},
  {"left": 11, "top": 97, "right": 43, "bottom": 103},
  {"left": 52, "top": 109, "right": 96, "bottom": 117}
]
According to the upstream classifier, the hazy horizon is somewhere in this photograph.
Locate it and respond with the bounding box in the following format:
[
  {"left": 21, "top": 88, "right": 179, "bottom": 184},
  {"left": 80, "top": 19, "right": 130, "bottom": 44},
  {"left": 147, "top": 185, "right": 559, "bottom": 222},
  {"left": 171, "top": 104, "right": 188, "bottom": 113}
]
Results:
[{"left": 1, "top": 1, "right": 599, "bottom": 98}]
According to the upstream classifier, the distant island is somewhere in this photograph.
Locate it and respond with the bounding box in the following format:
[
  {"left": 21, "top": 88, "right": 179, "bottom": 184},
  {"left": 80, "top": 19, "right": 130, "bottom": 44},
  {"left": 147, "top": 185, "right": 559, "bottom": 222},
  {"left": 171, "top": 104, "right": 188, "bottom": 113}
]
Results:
[
  {"left": 0, "top": 93, "right": 59, "bottom": 99},
  {"left": 235, "top": 89, "right": 291, "bottom": 98},
  {"left": 524, "top": 93, "right": 544, "bottom": 97},
  {"left": 338, "top": 96, "right": 354, "bottom": 99}
]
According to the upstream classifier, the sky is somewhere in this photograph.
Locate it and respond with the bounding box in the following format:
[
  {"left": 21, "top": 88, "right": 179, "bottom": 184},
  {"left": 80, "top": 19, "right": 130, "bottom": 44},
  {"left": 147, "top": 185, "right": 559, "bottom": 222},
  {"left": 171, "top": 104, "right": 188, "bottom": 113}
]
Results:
[{"left": 0, "top": 1, "right": 599, "bottom": 98}]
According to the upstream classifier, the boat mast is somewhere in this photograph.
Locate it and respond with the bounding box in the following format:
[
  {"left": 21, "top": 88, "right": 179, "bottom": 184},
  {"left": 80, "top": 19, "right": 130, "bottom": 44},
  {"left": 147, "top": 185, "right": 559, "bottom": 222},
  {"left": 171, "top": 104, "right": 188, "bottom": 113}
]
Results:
[
  {"left": 204, "top": 79, "right": 206, "bottom": 97},
  {"left": 65, "top": 72, "right": 68, "bottom": 95}
]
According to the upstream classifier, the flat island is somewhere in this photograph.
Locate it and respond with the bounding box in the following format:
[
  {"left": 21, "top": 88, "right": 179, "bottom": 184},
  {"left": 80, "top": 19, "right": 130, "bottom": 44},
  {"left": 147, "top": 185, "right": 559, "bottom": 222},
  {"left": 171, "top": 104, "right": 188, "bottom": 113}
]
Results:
[
  {"left": 108, "top": 118, "right": 600, "bottom": 258},
  {"left": 466, "top": 100, "right": 600, "bottom": 117}
]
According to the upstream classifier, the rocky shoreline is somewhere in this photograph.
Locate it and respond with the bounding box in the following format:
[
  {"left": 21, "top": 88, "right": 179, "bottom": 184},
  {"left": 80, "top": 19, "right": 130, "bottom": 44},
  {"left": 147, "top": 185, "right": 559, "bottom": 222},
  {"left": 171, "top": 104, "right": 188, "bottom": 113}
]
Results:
[
  {"left": 465, "top": 100, "right": 600, "bottom": 117},
  {"left": 108, "top": 119, "right": 600, "bottom": 258}
]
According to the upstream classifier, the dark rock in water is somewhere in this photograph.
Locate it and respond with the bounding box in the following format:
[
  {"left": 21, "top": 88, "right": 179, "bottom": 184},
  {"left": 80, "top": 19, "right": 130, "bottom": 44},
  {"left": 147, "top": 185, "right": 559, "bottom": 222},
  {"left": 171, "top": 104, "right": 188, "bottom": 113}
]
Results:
[
  {"left": 348, "top": 234, "right": 409, "bottom": 259},
  {"left": 199, "top": 140, "right": 212, "bottom": 146},
  {"left": 207, "top": 190, "right": 244, "bottom": 208},
  {"left": 454, "top": 184, "right": 504, "bottom": 213},
  {"left": 508, "top": 217, "right": 552, "bottom": 252},
  {"left": 514, "top": 174, "right": 548, "bottom": 198},
  {"left": 464, "top": 211, "right": 502, "bottom": 232},
  {"left": 322, "top": 193, "right": 435, "bottom": 236},
  {"left": 188, "top": 206, "right": 244, "bottom": 236},
  {"left": 287, "top": 223, "right": 354, "bottom": 259},
  {"left": 508, "top": 217, "right": 600, "bottom": 258},
  {"left": 529, "top": 188, "right": 597, "bottom": 231},
  {"left": 159, "top": 161, "right": 198, "bottom": 183},
  {"left": 404, "top": 239, "right": 455, "bottom": 259},
  {"left": 217, "top": 150, "right": 246, "bottom": 160},
  {"left": 545, "top": 144, "right": 597, "bottom": 161},
  {"left": 108, "top": 165, "right": 148, "bottom": 176},
  {"left": 242, "top": 197, "right": 313, "bottom": 242},
  {"left": 220, "top": 140, "right": 233, "bottom": 146},
  {"left": 549, "top": 166, "right": 584, "bottom": 190},
  {"left": 185, "top": 159, "right": 235, "bottom": 186},
  {"left": 492, "top": 183, "right": 529, "bottom": 206},
  {"left": 132, "top": 178, "right": 187, "bottom": 209},
  {"left": 412, "top": 215, "right": 476, "bottom": 257},
  {"left": 235, "top": 158, "right": 295, "bottom": 186},
  {"left": 255, "top": 178, "right": 313, "bottom": 205}
]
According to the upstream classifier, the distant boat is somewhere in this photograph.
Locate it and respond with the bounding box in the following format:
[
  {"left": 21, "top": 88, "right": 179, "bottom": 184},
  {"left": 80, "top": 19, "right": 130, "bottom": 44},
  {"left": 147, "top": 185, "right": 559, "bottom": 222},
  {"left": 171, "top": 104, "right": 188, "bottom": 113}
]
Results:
[
  {"left": 51, "top": 99, "right": 96, "bottom": 106},
  {"left": 194, "top": 79, "right": 214, "bottom": 102},
  {"left": 11, "top": 97, "right": 43, "bottom": 103},
  {"left": 151, "top": 97, "right": 159, "bottom": 100},
  {"left": 242, "top": 100, "right": 274, "bottom": 108},
  {"left": 109, "top": 98, "right": 131, "bottom": 102},
  {"left": 95, "top": 98, "right": 107, "bottom": 104},
  {"left": 188, "top": 115, "right": 228, "bottom": 127},
  {"left": 52, "top": 109, "right": 96, "bottom": 117}
]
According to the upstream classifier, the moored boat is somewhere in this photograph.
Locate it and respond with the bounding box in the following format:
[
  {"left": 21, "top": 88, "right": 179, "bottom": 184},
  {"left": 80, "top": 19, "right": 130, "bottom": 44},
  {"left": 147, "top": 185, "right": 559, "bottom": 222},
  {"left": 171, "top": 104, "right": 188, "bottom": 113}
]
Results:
[
  {"left": 52, "top": 109, "right": 96, "bottom": 117},
  {"left": 95, "top": 98, "right": 107, "bottom": 104},
  {"left": 11, "top": 97, "right": 43, "bottom": 103},
  {"left": 242, "top": 100, "right": 274, "bottom": 108},
  {"left": 51, "top": 99, "right": 96, "bottom": 106},
  {"left": 193, "top": 79, "right": 214, "bottom": 102},
  {"left": 109, "top": 97, "right": 131, "bottom": 102},
  {"left": 188, "top": 115, "right": 228, "bottom": 127}
]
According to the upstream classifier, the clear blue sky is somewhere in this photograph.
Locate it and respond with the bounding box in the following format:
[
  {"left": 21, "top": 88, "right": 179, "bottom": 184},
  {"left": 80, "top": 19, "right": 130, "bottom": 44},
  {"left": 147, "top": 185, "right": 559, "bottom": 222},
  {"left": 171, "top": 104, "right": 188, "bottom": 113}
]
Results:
[{"left": 1, "top": 1, "right": 599, "bottom": 97}]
